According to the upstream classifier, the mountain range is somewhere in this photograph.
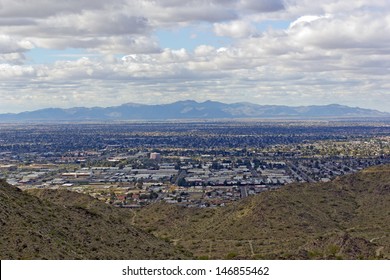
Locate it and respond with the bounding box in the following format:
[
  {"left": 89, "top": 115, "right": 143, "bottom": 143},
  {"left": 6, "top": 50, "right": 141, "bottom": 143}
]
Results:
[{"left": 1, "top": 100, "right": 389, "bottom": 121}]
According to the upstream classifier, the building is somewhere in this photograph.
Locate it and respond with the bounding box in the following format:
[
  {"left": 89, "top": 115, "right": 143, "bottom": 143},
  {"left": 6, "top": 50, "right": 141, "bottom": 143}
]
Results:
[{"left": 150, "top": 152, "right": 161, "bottom": 161}]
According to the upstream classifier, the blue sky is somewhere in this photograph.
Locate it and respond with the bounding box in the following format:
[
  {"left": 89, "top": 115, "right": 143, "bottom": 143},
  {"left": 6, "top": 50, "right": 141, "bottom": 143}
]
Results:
[
  {"left": 0, "top": 0, "right": 389, "bottom": 113},
  {"left": 26, "top": 20, "right": 291, "bottom": 64},
  {"left": 25, "top": 25, "right": 232, "bottom": 64},
  {"left": 26, "top": 48, "right": 96, "bottom": 64},
  {"left": 156, "top": 25, "right": 232, "bottom": 51}
]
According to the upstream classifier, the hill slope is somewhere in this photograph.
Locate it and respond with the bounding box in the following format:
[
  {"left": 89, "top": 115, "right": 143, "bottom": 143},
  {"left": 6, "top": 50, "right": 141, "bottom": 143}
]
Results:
[
  {"left": 1, "top": 100, "right": 388, "bottom": 121},
  {"left": 132, "top": 165, "right": 390, "bottom": 259},
  {"left": 0, "top": 181, "right": 190, "bottom": 259},
  {"left": 4, "top": 165, "right": 388, "bottom": 260}
]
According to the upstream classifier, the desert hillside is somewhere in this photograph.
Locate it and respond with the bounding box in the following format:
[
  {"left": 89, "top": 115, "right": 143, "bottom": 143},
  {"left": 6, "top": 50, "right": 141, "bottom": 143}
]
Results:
[
  {"left": 0, "top": 180, "right": 190, "bottom": 259},
  {"left": 132, "top": 164, "right": 390, "bottom": 259},
  {"left": 1, "top": 164, "right": 388, "bottom": 260}
]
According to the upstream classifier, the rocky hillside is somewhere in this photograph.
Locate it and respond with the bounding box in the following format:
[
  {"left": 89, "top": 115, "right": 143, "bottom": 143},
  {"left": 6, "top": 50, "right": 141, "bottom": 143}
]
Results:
[
  {"left": 132, "top": 164, "right": 390, "bottom": 259},
  {"left": 0, "top": 181, "right": 190, "bottom": 259},
  {"left": 2, "top": 164, "right": 388, "bottom": 260}
]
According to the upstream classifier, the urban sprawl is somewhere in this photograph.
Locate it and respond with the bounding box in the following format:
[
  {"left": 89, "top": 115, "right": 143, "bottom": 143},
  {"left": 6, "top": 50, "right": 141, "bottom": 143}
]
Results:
[{"left": 1, "top": 121, "right": 389, "bottom": 208}]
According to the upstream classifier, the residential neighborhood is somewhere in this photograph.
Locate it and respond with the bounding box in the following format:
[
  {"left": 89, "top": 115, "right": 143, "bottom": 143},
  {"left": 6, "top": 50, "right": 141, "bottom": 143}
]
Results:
[{"left": 1, "top": 121, "right": 389, "bottom": 208}]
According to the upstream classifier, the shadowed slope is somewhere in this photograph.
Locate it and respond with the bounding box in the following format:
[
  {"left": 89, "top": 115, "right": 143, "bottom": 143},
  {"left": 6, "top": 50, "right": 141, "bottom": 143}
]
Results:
[
  {"left": 132, "top": 165, "right": 390, "bottom": 259},
  {"left": 0, "top": 181, "right": 190, "bottom": 259}
]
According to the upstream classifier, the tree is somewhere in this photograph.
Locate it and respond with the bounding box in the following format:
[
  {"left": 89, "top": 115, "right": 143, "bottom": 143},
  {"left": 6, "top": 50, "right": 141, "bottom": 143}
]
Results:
[
  {"left": 135, "top": 181, "right": 143, "bottom": 189},
  {"left": 177, "top": 177, "right": 188, "bottom": 187}
]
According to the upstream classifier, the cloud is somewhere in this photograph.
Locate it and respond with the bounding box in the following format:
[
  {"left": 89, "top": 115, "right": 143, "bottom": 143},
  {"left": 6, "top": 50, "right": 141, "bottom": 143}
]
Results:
[
  {"left": 0, "top": 64, "right": 37, "bottom": 79},
  {"left": 0, "top": 0, "right": 389, "bottom": 113},
  {"left": 40, "top": 13, "right": 150, "bottom": 37},
  {"left": 214, "top": 20, "right": 256, "bottom": 38},
  {"left": 0, "top": 35, "right": 34, "bottom": 54},
  {"left": 138, "top": 0, "right": 238, "bottom": 24},
  {"left": 239, "top": 0, "right": 285, "bottom": 12},
  {"left": 0, "top": 0, "right": 240, "bottom": 54},
  {"left": 0, "top": 53, "right": 26, "bottom": 64},
  {"left": 194, "top": 45, "right": 216, "bottom": 56},
  {"left": 0, "top": 0, "right": 109, "bottom": 17},
  {"left": 291, "top": 13, "right": 390, "bottom": 50}
]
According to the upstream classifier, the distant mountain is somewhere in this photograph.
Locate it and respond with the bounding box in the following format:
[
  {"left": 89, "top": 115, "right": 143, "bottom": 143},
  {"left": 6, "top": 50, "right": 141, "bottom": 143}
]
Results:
[
  {"left": 1, "top": 100, "right": 389, "bottom": 121},
  {"left": 0, "top": 180, "right": 190, "bottom": 259}
]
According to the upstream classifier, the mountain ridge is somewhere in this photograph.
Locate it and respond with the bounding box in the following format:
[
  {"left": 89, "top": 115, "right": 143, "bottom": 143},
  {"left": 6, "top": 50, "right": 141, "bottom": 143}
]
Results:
[
  {"left": 6, "top": 164, "right": 389, "bottom": 260},
  {"left": 131, "top": 164, "right": 390, "bottom": 259},
  {"left": 1, "top": 100, "right": 389, "bottom": 121},
  {"left": 0, "top": 180, "right": 190, "bottom": 260}
]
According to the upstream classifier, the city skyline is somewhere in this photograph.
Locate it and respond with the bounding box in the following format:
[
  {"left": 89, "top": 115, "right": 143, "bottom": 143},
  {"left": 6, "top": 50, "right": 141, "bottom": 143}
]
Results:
[{"left": 1, "top": 0, "right": 390, "bottom": 113}]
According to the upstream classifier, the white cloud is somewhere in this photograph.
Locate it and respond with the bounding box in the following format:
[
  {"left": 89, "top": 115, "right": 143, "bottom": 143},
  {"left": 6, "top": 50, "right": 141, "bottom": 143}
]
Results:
[
  {"left": 194, "top": 45, "right": 216, "bottom": 56},
  {"left": 0, "top": 0, "right": 389, "bottom": 113},
  {"left": 0, "top": 64, "right": 37, "bottom": 79},
  {"left": 214, "top": 20, "right": 256, "bottom": 38},
  {"left": 287, "top": 12, "right": 390, "bottom": 50},
  {"left": 0, "top": 35, "right": 33, "bottom": 54},
  {"left": 0, "top": 53, "right": 26, "bottom": 64},
  {"left": 0, "top": 0, "right": 238, "bottom": 54},
  {"left": 42, "top": 13, "right": 150, "bottom": 37}
]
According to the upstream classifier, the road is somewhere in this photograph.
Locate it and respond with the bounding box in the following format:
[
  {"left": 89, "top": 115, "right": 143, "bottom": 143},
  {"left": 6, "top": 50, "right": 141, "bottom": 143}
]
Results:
[{"left": 240, "top": 186, "right": 248, "bottom": 198}]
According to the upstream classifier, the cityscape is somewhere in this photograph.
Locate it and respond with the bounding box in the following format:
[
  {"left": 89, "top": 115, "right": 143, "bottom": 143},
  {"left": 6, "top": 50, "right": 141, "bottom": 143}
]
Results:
[
  {"left": 1, "top": 120, "right": 389, "bottom": 208},
  {"left": 1, "top": 0, "right": 390, "bottom": 269}
]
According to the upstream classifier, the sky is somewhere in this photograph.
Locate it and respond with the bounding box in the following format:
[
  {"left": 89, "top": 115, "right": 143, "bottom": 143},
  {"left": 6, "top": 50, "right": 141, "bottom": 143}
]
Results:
[{"left": 0, "top": 0, "right": 390, "bottom": 113}]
